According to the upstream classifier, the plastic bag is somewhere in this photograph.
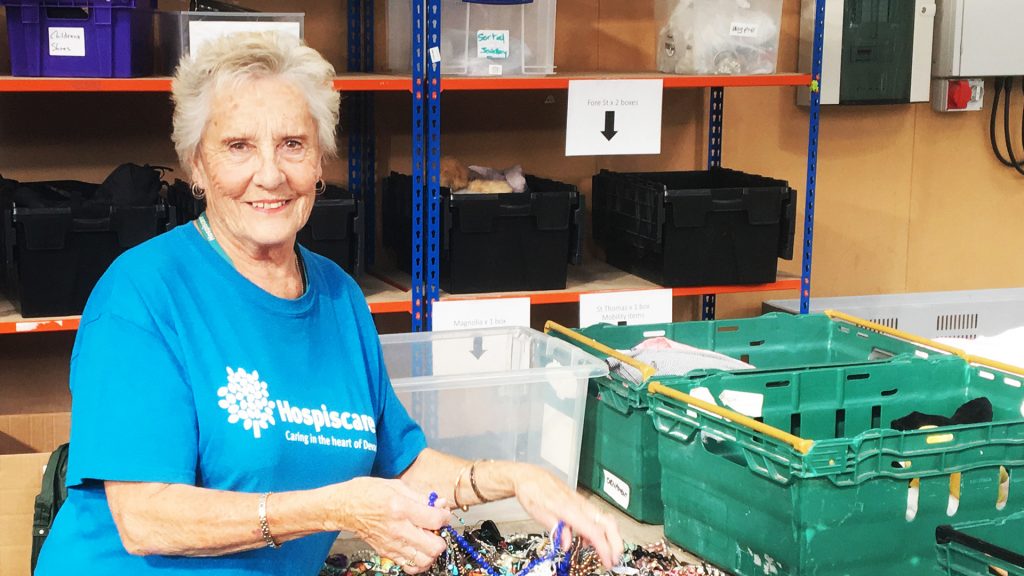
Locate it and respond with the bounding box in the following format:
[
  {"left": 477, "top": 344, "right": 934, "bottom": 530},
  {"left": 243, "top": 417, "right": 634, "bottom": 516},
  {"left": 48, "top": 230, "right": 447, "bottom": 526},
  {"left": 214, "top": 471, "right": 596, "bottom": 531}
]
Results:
[{"left": 658, "top": 0, "right": 781, "bottom": 75}]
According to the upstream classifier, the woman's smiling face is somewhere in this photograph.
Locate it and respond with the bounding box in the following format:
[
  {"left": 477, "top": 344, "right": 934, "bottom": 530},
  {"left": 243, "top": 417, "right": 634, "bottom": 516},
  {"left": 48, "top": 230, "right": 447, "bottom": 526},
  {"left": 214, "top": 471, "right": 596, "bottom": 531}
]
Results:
[{"left": 191, "top": 75, "right": 322, "bottom": 253}]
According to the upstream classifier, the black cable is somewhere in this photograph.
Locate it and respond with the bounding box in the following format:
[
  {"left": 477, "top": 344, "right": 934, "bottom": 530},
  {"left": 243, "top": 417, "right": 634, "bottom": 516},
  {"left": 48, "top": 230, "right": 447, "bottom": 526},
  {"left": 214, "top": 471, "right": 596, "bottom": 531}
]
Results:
[
  {"left": 989, "top": 77, "right": 1024, "bottom": 175},
  {"left": 990, "top": 78, "right": 1014, "bottom": 166},
  {"left": 1006, "top": 77, "right": 1024, "bottom": 175}
]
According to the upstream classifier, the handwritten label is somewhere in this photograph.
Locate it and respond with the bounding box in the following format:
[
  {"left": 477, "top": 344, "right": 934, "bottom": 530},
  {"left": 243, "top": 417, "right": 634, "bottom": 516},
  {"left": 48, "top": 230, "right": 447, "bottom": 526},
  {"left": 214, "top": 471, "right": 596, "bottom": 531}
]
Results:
[
  {"left": 730, "top": 22, "right": 760, "bottom": 38},
  {"left": 579, "top": 289, "right": 672, "bottom": 327},
  {"left": 48, "top": 27, "right": 85, "bottom": 57},
  {"left": 477, "top": 30, "right": 510, "bottom": 59},
  {"left": 431, "top": 298, "right": 530, "bottom": 332},
  {"left": 602, "top": 469, "right": 631, "bottom": 509}
]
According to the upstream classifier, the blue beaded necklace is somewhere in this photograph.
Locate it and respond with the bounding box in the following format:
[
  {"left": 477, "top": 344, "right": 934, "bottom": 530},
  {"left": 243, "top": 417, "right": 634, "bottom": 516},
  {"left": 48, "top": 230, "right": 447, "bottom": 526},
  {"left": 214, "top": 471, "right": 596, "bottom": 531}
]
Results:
[{"left": 428, "top": 492, "right": 571, "bottom": 576}]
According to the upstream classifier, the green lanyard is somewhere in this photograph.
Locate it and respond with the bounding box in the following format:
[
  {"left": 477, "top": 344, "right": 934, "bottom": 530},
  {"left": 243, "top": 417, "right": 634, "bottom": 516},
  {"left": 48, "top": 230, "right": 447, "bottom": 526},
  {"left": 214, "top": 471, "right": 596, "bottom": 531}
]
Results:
[
  {"left": 194, "top": 212, "right": 307, "bottom": 292},
  {"left": 195, "top": 212, "right": 232, "bottom": 264}
]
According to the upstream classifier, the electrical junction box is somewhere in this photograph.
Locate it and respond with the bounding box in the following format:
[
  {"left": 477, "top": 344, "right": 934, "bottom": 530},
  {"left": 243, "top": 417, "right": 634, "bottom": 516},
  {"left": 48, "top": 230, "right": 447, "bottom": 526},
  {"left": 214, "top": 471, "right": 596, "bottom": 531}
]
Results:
[
  {"left": 798, "top": 0, "right": 936, "bottom": 105},
  {"left": 932, "top": 0, "right": 1024, "bottom": 78}
]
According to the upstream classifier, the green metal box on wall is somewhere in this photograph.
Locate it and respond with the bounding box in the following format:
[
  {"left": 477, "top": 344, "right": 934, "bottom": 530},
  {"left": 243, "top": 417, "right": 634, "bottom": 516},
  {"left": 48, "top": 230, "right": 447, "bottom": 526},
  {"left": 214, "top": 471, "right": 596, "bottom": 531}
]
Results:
[
  {"left": 798, "top": 0, "right": 936, "bottom": 105},
  {"left": 839, "top": 0, "right": 915, "bottom": 103}
]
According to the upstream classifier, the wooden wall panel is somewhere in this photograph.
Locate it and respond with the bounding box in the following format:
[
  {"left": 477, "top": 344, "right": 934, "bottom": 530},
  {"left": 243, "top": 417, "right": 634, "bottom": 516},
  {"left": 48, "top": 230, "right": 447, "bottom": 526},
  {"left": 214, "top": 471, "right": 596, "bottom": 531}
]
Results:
[
  {"left": 907, "top": 95, "right": 1024, "bottom": 291},
  {"left": 0, "top": 333, "right": 73, "bottom": 416},
  {"left": 553, "top": 0, "right": 601, "bottom": 72}
]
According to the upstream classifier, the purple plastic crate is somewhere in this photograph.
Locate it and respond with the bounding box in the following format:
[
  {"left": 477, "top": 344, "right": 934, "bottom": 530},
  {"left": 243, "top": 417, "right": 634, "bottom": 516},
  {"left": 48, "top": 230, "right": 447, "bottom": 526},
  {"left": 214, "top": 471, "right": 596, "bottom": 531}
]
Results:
[{"left": 2, "top": 0, "right": 156, "bottom": 77}]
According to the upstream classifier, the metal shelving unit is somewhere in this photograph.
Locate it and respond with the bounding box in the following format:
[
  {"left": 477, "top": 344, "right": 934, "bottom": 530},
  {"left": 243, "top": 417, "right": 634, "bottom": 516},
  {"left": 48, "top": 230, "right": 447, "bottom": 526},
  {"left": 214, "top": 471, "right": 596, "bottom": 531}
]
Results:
[
  {"left": 404, "top": 0, "right": 825, "bottom": 330},
  {"left": 0, "top": 0, "right": 824, "bottom": 334}
]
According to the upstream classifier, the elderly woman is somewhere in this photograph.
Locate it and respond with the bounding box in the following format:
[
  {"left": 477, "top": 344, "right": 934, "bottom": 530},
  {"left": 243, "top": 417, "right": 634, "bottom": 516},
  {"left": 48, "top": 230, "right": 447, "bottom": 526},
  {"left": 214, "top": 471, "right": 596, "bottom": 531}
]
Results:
[{"left": 34, "top": 32, "right": 622, "bottom": 576}]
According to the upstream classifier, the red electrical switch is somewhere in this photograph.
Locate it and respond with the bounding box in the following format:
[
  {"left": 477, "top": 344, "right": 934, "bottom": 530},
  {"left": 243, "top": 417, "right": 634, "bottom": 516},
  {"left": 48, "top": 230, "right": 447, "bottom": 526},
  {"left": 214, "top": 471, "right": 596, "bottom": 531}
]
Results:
[
  {"left": 947, "top": 80, "right": 972, "bottom": 110},
  {"left": 932, "top": 79, "right": 984, "bottom": 112}
]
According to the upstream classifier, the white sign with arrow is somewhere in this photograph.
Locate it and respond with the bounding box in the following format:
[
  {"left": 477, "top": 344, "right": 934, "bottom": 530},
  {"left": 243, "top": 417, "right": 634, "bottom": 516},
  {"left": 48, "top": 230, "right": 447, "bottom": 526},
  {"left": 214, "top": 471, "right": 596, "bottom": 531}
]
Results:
[
  {"left": 429, "top": 298, "right": 531, "bottom": 375},
  {"left": 565, "top": 79, "right": 663, "bottom": 156}
]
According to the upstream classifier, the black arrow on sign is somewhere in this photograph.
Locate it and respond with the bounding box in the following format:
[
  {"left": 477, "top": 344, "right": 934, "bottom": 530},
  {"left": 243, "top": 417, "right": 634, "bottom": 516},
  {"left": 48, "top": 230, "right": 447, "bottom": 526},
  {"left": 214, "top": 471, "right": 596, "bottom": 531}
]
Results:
[
  {"left": 470, "top": 336, "right": 486, "bottom": 359},
  {"left": 601, "top": 110, "right": 618, "bottom": 141}
]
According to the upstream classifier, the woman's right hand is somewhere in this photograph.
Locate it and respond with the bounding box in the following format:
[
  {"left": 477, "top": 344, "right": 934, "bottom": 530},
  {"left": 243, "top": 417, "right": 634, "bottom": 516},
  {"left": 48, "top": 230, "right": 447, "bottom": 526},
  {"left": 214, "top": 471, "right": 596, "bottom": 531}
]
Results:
[{"left": 327, "top": 477, "right": 451, "bottom": 574}]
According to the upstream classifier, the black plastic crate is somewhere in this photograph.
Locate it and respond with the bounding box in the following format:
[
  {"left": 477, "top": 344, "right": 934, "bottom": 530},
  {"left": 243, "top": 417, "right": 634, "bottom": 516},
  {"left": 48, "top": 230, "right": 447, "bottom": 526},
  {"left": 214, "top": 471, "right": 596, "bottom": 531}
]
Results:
[
  {"left": 937, "top": 514, "right": 1024, "bottom": 576},
  {"left": 6, "top": 202, "right": 172, "bottom": 317},
  {"left": 164, "top": 178, "right": 205, "bottom": 226},
  {"left": 166, "top": 180, "right": 363, "bottom": 278},
  {"left": 0, "top": 175, "right": 16, "bottom": 294},
  {"left": 295, "top": 186, "right": 363, "bottom": 278},
  {"left": 592, "top": 167, "right": 796, "bottom": 287},
  {"left": 383, "top": 172, "right": 584, "bottom": 294}
]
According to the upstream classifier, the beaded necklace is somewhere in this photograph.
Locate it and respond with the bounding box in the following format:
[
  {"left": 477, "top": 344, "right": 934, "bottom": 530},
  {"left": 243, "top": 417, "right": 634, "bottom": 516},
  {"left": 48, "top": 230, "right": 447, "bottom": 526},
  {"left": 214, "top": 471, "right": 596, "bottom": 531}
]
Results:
[{"left": 428, "top": 492, "right": 571, "bottom": 576}]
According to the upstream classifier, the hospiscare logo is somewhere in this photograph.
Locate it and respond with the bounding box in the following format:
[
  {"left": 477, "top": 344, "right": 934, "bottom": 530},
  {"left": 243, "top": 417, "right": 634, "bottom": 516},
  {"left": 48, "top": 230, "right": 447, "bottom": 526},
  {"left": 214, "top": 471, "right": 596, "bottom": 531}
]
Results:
[{"left": 217, "top": 367, "right": 377, "bottom": 440}]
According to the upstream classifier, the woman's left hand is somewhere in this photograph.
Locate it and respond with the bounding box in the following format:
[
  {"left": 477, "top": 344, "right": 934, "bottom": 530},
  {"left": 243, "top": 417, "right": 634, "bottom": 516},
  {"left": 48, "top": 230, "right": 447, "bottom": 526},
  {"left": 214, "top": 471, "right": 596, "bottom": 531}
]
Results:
[{"left": 512, "top": 464, "right": 624, "bottom": 570}]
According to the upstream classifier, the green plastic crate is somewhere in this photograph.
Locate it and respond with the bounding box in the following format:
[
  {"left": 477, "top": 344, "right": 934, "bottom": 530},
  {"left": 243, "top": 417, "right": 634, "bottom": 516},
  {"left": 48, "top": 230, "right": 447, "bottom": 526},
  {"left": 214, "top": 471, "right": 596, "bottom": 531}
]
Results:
[
  {"left": 649, "top": 355, "right": 1024, "bottom": 576},
  {"left": 937, "top": 512, "right": 1024, "bottom": 576},
  {"left": 552, "top": 312, "right": 955, "bottom": 524}
]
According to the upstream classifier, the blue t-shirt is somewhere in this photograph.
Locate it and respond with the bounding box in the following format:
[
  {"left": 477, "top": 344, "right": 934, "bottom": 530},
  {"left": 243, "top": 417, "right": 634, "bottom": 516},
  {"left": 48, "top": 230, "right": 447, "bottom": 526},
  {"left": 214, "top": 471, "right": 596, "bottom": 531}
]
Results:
[{"left": 35, "top": 223, "right": 426, "bottom": 576}]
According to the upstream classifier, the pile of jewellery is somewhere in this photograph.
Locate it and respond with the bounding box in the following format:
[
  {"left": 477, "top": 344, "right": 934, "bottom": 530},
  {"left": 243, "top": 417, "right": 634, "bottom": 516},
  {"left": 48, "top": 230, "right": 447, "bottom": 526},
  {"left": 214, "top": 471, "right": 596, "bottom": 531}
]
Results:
[{"left": 320, "top": 521, "right": 725, "bottom": 576}]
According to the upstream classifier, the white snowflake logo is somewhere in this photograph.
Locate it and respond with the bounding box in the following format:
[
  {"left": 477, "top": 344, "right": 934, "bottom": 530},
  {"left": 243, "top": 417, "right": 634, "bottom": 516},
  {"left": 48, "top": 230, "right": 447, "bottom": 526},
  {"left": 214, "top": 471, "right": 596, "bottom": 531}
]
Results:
[{"left": 217, "top": 367, "right": 276, "bottom": 439}]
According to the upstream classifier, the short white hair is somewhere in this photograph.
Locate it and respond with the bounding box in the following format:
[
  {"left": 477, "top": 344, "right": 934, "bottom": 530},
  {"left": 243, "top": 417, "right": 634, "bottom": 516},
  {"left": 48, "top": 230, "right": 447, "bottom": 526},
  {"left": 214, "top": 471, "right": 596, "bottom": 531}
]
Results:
[{"left": 171, "top": 31, "right": 340, "bottom": 179}]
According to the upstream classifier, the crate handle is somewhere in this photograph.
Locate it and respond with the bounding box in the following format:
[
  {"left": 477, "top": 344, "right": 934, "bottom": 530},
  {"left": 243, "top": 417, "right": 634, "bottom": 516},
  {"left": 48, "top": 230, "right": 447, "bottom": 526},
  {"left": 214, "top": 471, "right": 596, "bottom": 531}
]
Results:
[
  {"left": 544, "top": 321, "right": 657, "bottom": 383},
  {"left": 647, "top": 381, "right": 815, "bottom": 455},
  {"left": 966, "top": 354, "right": 1024, "bottom": 377},
  {"left": 824, "top": 310, "right": 968, "bottom": 358},
  {"left": 826, "top": 310, "right": 1024, "bottom": 376}
]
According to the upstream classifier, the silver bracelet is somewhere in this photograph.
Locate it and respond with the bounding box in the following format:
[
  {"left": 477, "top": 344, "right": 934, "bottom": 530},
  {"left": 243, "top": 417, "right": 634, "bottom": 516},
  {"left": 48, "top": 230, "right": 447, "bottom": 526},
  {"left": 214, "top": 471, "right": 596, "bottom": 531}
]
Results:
[{"left": 258, "top": 492, "right": 280, "bottom": 549}]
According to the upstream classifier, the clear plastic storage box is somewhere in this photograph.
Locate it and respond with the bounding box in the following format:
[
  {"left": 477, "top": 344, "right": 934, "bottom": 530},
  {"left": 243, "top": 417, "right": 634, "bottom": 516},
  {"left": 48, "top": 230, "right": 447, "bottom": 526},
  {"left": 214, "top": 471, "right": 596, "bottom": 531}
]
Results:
[
  {"left": 157, "top": 11, "right": 303, "bottom": 73},
  {"left": 655, "top": 0, "right": 783, "bottom": 75},
  {"left": 380, "top": 326, "right": 606, "bottom": 523},
  {"left": 387, "top": 0, "right": 557, "bottom": 76}
]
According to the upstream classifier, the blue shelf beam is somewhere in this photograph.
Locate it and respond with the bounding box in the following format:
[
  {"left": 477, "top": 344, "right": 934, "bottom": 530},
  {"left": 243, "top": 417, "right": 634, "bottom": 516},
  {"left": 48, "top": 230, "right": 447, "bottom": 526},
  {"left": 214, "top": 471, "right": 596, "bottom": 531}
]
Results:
[
  {"left": 425, "top": 0, "right": 442, "bottom": 331},
  {"left": 801, "top": 0, "right": 825, "bottom": 314},
  {"left": 412, "top": 0, "right": 427, "bottom": 331}
]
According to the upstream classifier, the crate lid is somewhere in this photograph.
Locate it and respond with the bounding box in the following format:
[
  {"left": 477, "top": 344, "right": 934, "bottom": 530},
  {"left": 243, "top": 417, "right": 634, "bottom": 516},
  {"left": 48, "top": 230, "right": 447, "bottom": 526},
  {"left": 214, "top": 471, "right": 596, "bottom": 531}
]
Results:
[{"left": 450, "top": 189, "right": 577, "bottom": 233}]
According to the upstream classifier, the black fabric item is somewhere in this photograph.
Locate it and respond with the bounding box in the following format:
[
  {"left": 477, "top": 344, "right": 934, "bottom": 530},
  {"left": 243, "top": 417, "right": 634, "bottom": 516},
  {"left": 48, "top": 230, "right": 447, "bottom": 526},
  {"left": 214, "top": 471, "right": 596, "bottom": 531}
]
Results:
[
  {"left": 31, "top": 443, "right": 69, "bottom": 573},
  {"left": 891, "top": 397, "right": 994, "bottom": 431},
  {"left": 951, "top": 397, "right": 994, "bottom": 425},
  {"left": 93, "top": 163, "right": 164, "bottom": 207}
]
